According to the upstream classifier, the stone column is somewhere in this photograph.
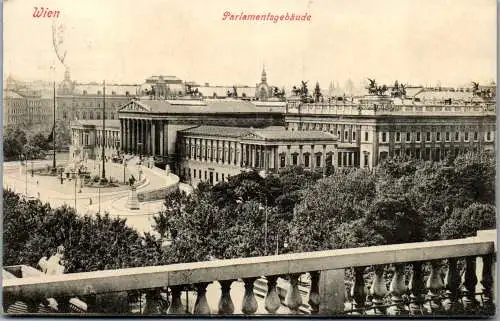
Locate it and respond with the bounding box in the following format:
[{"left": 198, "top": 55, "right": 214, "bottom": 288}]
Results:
[
  {"left": 120, "top": 119, "right": 124, "bottom": 153},
  {"left": 264, "top": 147, "right": 270, "bottom": 171},
  {"left": 299, "top": 146, "right": 303, "bottom": 166},
  {"left": 251, "top": 145, "right": 256, "bottom": 168},
  {"left": 151, "top": 120, "right": 156, "bottom": 156},
  {"left": 131, "top": 120, "right": 136, "bottom": 154},
  {"left": 159, "top": 122, "right": 164, "bottom": 157},
  {"left": 274, "top": 147, "right": 279, "bottom": 171},
  {"left": 311, "top": 146, "right": 316, "bottom": 170}
]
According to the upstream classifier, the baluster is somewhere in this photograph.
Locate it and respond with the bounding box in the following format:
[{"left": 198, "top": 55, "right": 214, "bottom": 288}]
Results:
[
  {"left": 409, "top": 262, "right": 424, "bottom": 315},
  {"left": 285, "top": 273, "right": 302, "bottom": 313},
  {"left": 308, "top": 271, "right": 320, "bottom": 314},
  {"left": 241, "top": 277, "right": 258, "bottom": 314},
  {"left": 193, "top": 282, "right": 211, "bottom": 315},
  {"left": 264, "top": 275, "right": 281, "bottom": 314},
  {"left": 2, "top": 296, "right": 14, "bottom": 313},
  {"left": 480, "top": 254, "right": 495, "bottom": 315},
  {"left": 461, "top": 256, "right": 478, "bottom": 314},
  {"left": 26, "top": 299, "right": 41, "bottom": 313},
  {"left": 350, "top": 266, "right": 366, "bottom": 315},
  {"left": 217, "top": 280, "right": 234, "bottom": 315},
  {"left": 425, "top": 260, "right": 444, "bottom": 314},
  {"left": 369, "top": 265, "right": 387, "bottom": 315},
  {"left": 387, "top": 263, "right": 407, "bottom": 315},
  {"left": 143, "top": 288, "right": 163, "bottom": 315},
  {"left": 57, "top": 297, "right": 72, "bottom": 313},
  {"left": 442, "top": 258, "right": 461, "bottom": 314},
  {"left": 167, "top": 285, "right": 185, "bottom": 315}
]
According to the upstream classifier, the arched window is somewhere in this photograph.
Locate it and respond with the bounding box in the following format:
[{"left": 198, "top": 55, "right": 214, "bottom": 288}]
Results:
[
  {"left": 96, "top": 112, "right": 101, "bottom": 119},
  {"left": 110, "top": 113, "right": 115, "bottom": 120},
  {"left": 89, "top": 111, "right": 94, "bottom": 119},
  {"left": 82, "top": 111, "right": 87, "bottom": 119}
]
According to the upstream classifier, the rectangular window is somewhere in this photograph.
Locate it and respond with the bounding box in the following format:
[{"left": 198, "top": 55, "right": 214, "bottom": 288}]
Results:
[
  {"left": 280, "top": 155, "right": 286, "bottom": 168},
  {"left": 352, "top": 132, "right": 356, "bottom": 141},
  {"left": 465, "top": 132, "right": 469, "bottom": 141},
  {"left": 415, "top": 148, "right": 421, "bottom": 159},
  {"left": 416, "top": 132, "right": 421, "bottom": 142},
  {"left": 455, "top": 132, "right": 459, "bottom": 141},
  {"left": 474, "top": 132, "right": 478, "bottom": 141},
  {"left": 445, "top": 132, "right": 450, "bottom": 141},
  {"left": 364, "top": 154, "right": 369, "bottom": 167},
  {"left": 199, "top": 170, "right": 201, "bottom": 179},
  {"left": 304, "top": 154, "right": 310, "bottom": 167},
  {"left": 382, "top": 132, "right": 387, "bottom": 142},
  {"left": 204, "top": 171, "right": 207, "bottom": 180},
  {"left": 426, "top": 132, "right": 431, "bottom": 142},
  {"left": 364, "top": 132, "right": 369, "bottom": 142},
  {"left": 436, "top": 132, "right": 441, "bottom": 142},
  {"left": 344, "top": 131, "right": 348, "bottom": 140},
  {"left": 194, "top": 170, "right": 196, "bottom": 178},
  {"left": 406, "top": 132, "right": 411, "bottom": 142},
  {"left": 222, "top": 174, "right": 225, "bottom": 181},
  {"left": 487, "top": 131, "right": 491, "bottom": 141},
  {"left": 396, "top": 132, "right": 401, "bottom": 142},
  {"left": 216, "top": 173, "right": 219, "bottom": 181},
  {"left": 316, "top": 154, "right": 322, "bottom": 167},
  {"left": 292, "top": 154, "right": 298, "bottom": 165},
  {"left": 337, "top": 130, "right": 341, "bottom": 138}
]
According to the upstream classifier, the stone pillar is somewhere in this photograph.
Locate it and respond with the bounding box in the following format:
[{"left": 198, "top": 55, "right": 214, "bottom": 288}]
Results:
[
  {"left": 127, "top": 119, "right": 132, "bottom": 154},
  {"left": 151, "top": 121, "right": 156, "bottom": 156},
  {"left": 131, "top": 119, "right": 136, "bottom": 154},
  {"left": 252, "top": 145, "right": 256, "bottom": 168},
  {"left": 274, "top": 147, "right": 279, "bottom": 171},
  {"left": 264, "top": 147, "right": 270, "bottom": 171},
  {"left": 299, "top": 146, "right": 303, "bottom": 166},
  {"left": 311, "top": 146, "right": 316, "bottom": 171},
  {"left": 120, "top": 119, "right": 125, "bottom": 153},
  {"left": 322, "top": 145, "right": 327, "bottom": 176},
  {"left": 159, "top": 122, "right": 164, "bottom": 157}
]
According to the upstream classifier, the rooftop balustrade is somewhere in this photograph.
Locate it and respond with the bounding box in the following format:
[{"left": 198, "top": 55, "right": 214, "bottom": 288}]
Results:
[
  {"left": 286, "top": 102, "right": 496, "bottom": 117},
  {"left": 3, "top": 230, "right": 496, "bottom": 316}
]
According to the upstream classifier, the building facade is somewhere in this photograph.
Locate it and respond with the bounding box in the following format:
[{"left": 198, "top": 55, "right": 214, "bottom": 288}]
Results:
[
  {"left": 285, "top": 95, "right": 496, "bottom": 168},
  {"left": 177, "top": 126, "right": 337, "bottom": 185},
  {"left": 69, "top": 120, "right": 121, "bottom": 163},
  {"left": 3, "top": 90, "right": 53, "bottom": 130}
]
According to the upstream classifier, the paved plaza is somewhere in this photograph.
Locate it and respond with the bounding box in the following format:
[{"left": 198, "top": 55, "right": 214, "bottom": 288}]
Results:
[{"left": 3, "top": 156, "right": 177, "bottom": 235}]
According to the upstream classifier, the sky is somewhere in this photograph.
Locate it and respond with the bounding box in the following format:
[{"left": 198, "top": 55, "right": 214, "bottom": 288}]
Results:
[{"left": 3, "top": 0, "right": 497, "bottom": 89}]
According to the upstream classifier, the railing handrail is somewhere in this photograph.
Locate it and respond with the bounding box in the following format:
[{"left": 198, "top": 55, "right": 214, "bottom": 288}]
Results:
[{"left": 3, "top": 235, "right": 495, "bottom": 299}]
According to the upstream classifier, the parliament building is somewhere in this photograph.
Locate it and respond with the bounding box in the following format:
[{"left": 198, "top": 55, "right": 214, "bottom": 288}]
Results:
[{"left": 70, "top": 84, "right": 496, "bottom": 186}]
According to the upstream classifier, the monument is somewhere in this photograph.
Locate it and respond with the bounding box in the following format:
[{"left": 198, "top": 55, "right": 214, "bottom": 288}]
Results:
[{"left": 125, "top": 175, "right": 140, "bottom": 210}]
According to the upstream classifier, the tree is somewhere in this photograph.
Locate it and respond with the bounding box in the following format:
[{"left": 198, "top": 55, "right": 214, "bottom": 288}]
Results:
[
  {"left": 440, "top": 203, "right": 496, "bottom": 240},
  {"left": 3, "top": 125, "right": 27, "bottom": 159},
  {"left": 29, "top": 133, "right": 50, "bottom": 151},
  {"left": 288, "top": 168, "right": 377, "bottom": 252},
  {"left": 3, "top": 189, "right": 164, "bottom": 272}
]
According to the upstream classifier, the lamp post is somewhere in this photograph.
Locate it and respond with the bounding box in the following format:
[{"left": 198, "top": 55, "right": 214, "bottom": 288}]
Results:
[
  {"left": 98, "top": 187, "right": 101, "bottom": 214},
  {"left": 73, "top": 170, "right": 77, "bottom": 209}
]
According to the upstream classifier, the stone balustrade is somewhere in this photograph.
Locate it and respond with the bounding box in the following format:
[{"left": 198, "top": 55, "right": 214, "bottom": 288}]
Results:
[
  {"left": 287, "top": 102, "right": 496, "bottom": 116},
  {"left": 3, "top": 231, "right": 495, "bottom": 316}
]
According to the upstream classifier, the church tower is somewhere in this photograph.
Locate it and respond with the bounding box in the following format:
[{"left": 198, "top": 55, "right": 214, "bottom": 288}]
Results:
[{"left": 255, "top": 66, "right": 270, "bottom": 100}]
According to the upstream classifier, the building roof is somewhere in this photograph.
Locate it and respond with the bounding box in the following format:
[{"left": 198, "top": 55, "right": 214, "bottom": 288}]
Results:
[
  {"left": 180, "top": 125, "right": 252, "bottom": 138},
  {"left": 3, "top": 90, "right": 24, "bottom": 99},
  {"left": 252, "top": 129, "right": 336, "bottom": 141},
  {"left": 180, "top": 125, "right": 337, "bottom": 142},
  {"left": 73, "top": 84, "right": 141, "bottom": 96},
  {"left": 196, "top": 85, "right": 256, "bottom": 98},
  {"left": 414, "top": 89, "right": 474, "bottom": 101},
  {"left": 145, "top": 75, "right": 183, "bottom": 84},
  {"left": 125, "top": 99, "right": 281, "bottom": 114},
  {"left": 71, "top": 119, "right": 121, "bottom": 129}
]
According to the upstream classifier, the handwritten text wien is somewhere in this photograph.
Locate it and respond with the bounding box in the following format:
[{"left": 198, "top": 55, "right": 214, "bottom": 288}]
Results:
[{"left": 33, "top": 7, "right": 60, "bottom": 18}]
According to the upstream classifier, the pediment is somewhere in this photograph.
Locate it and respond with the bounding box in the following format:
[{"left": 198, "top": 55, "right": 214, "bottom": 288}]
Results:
[{"left": 119, "top": 101, "right": 150, "bottom": 112}]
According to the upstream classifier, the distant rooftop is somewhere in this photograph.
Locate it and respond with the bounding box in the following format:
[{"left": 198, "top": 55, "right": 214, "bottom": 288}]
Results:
[{"left": 122, "top": 99, "right": 283, "bottom": 114}]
